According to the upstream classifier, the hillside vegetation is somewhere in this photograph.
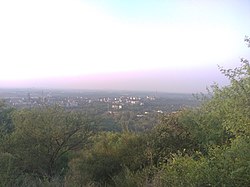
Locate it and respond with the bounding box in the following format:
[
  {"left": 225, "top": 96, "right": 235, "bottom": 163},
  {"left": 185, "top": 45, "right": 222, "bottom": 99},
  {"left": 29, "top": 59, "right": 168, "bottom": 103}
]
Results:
[{"left": 0, "top": 38, "right": 250, "bottom": 186}]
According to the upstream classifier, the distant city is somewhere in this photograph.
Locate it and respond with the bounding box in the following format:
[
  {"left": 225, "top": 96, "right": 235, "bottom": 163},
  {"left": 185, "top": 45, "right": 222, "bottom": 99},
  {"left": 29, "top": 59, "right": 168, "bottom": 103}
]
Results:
[{"left": 0, "top": 88, "right": 199, "bottom": 115}]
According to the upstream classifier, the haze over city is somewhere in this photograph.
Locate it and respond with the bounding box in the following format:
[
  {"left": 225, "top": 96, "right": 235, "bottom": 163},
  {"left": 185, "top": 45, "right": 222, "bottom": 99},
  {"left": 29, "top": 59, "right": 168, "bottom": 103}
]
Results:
[{"left": 0, "top": 0, "right": 250, "bottom": 93}]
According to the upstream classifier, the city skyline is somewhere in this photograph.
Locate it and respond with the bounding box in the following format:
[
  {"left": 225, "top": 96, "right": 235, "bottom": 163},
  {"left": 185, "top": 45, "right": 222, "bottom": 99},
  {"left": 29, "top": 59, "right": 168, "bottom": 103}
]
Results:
[{"left": 0, "top": 0, "right": 250, "bottom": 92}]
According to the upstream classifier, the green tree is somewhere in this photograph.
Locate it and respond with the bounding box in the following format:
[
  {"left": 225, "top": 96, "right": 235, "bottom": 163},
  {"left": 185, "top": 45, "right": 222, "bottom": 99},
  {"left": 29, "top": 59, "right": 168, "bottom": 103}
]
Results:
[
  {"left": 4, "top": 106, "right": 92, "bottom": 180},
  {"left": 150, "top": 38, "right": 250, "bottom": 187},
  {"left": 148, "top": 112, "right": 199, "bottom": 165},
  {"left": 67, "top": 132, "right": 149, "bottom": 186},
  {"left": 0, "top": 100, "right": 14, "bottom": 136}
]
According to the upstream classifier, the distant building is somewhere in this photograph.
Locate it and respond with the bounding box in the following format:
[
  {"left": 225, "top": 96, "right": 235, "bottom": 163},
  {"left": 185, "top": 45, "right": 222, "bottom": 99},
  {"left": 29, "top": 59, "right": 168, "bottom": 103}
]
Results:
[{"left": 111, "top": 104, "right": 123, "bottom": 110}]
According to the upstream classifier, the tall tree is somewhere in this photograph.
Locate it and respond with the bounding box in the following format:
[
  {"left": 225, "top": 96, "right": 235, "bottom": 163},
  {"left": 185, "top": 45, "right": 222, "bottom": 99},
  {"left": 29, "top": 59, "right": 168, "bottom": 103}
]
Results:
[{"left": 6, "top": 107, "right": 93, "bottom": 179}]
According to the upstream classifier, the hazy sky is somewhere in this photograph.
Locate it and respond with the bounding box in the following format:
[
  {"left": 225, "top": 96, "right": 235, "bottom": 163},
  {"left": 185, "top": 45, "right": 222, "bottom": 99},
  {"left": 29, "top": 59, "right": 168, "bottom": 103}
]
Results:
[{"left": 0, "top": 0, "right": 250, "bottom": 93}]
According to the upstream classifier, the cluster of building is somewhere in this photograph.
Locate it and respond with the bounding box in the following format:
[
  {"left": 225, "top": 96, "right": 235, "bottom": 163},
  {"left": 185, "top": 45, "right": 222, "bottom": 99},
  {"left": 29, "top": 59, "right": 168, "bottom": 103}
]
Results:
[
  {"left": 2, "top": 91, "right": 157, "bottom": 110},
  {"left": 1, "top": 89, "right": 199, "bottom": 118},
  {"left": 99, "top": 96, "right": 147, "bottom": 110}
]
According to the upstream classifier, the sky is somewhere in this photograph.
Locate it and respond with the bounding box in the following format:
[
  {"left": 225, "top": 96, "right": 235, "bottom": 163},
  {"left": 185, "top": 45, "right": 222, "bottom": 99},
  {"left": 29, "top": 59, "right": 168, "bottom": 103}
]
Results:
[{"left": 0, "top": 0, "right": 250, "bottom": 93}]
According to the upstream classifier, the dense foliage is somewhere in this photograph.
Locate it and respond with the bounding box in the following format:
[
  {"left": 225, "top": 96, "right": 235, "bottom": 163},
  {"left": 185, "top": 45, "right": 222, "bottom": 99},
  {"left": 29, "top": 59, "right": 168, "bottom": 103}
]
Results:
[{"left": 0, "top": 38, "right": 250, "bottom": 186}]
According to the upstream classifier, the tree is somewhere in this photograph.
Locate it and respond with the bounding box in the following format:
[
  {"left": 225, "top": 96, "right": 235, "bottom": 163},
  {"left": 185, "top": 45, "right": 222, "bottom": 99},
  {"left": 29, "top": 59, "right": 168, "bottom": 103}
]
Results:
[
  {"left": 150, "top": 37, "right": 250, "bottom": 186},
  {"left": 146, "top": 111, "right": 199, "bottom": 165},
  {"left": 4, "top": 106, "right": 93, "bottom": 180},
  {"left": 0, "top": 100, "right": 14, "bottom": 136}
]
